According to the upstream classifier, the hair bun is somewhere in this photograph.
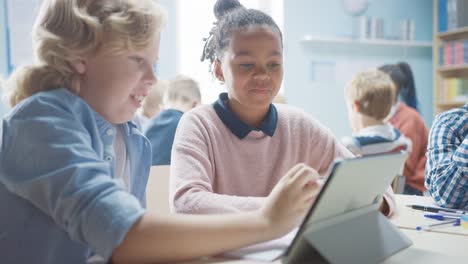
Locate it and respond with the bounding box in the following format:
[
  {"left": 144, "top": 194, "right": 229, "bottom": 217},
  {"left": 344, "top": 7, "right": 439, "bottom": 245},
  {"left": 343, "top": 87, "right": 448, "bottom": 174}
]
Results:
[{"left": 214, "top": 0, "right": 243, "bottom": 20}]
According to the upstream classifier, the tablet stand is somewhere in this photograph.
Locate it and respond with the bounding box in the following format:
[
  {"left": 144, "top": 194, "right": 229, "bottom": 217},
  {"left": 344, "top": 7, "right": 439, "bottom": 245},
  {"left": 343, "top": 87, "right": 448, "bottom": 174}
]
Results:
[{"left": 283, "top": 205, "right": 412, "bottom": 264}]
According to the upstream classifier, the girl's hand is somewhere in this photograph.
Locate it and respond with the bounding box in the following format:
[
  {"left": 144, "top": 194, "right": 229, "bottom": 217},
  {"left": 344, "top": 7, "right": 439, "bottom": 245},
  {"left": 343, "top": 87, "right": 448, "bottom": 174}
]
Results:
[{"left": 260, "top": 163, "right": 320, "bottom": 237}]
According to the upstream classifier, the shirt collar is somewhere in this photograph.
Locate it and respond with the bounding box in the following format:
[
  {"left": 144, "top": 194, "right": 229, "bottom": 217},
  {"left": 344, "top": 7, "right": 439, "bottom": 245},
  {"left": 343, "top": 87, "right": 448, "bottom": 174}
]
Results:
[
  {"left": 213, "top": 92, "right": 277, "bottom": 139},
  {"left": 354, "top": 123, "right": 400, "bottom": 141}
]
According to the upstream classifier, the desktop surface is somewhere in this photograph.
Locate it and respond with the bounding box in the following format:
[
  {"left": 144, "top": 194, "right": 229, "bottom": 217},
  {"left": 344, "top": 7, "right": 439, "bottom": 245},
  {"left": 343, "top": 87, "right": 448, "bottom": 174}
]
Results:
[{"left": 180, "top": 195, "right": 468, "bottom": 264}]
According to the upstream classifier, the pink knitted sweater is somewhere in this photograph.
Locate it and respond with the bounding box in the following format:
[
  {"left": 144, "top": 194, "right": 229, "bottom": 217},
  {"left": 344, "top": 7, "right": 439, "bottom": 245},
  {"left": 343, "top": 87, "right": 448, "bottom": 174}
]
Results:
[{"left": 170, "top": 103, "right": 395, "bottom": 215}]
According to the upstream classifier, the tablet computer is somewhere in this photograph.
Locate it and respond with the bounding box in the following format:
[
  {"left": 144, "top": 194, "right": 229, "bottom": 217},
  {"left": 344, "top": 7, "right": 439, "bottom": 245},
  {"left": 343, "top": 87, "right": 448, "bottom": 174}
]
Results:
[{"left": 283, "top": 151, "right": 411, "bottom": 264}]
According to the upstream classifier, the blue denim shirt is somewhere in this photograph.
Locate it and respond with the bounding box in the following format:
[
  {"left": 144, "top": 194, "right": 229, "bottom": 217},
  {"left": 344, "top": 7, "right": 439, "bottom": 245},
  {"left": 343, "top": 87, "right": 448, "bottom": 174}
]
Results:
[{"left": 0, "top": 89, "right": 151, "bottom": 263}]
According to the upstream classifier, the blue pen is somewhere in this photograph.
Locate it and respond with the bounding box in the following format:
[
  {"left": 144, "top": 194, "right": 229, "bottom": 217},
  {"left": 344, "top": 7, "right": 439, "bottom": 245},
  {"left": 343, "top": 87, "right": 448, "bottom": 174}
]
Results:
[
  {"left": 424, "top": 214, "right": 459, "bottom": 221},
  {"left": 416, "top": 218, "right": 461, "bottom": 231}
]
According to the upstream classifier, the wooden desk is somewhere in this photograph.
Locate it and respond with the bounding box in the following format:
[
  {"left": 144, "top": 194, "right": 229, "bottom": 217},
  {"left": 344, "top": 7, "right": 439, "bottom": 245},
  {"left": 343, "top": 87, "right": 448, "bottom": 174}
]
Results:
[{"left": 180, "top": 195, "right": 468, "bottom": 264}]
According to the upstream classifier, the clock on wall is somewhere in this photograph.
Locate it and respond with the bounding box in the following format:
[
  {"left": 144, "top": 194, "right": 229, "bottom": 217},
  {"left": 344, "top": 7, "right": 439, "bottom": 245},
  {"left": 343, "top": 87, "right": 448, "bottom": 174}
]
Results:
[{"left": 341, "top": 0, "right": 369, "bottom": 17}]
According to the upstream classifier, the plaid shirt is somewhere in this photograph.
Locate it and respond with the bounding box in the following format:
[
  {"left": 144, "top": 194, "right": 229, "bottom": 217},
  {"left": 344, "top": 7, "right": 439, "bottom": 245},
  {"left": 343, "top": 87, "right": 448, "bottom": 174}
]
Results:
[{"left": 425, "top": 103, "right": 468, "bottom": 209}]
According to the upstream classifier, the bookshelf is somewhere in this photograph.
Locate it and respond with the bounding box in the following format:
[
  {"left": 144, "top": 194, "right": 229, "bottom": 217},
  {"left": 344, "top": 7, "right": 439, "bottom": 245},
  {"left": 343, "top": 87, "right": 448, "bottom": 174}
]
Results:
[
  {"left": 301, "top": 35, "right": 433, "bottom": 48},
  {"left": 438, "top": 26, "right": 468, "bottom": 40},
  {"left": 433, "top": 0, "right": 468, "bottom": 115},
  {"left": 301, "top": 35, "right": 432, "bottom": 54}
]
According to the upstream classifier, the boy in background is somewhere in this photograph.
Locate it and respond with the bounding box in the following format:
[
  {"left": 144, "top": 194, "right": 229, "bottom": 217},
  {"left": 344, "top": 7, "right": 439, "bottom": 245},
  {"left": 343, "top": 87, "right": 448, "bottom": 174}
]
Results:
[
  {"left": 342, "top": 70, "right": 413, "bottom": 192},
  {"left": 145, "top": 75, "right": 201, "bottom": 165},
  {"left": 135, "top": 79, "right": 170, "bottom": 131}
]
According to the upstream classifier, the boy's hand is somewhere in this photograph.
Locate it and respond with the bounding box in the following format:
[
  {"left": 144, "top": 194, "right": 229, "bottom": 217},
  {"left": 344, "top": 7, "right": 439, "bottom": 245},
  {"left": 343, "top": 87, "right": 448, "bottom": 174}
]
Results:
[{"left": 260, "top": 163, "right": 320, "bottom": 237}]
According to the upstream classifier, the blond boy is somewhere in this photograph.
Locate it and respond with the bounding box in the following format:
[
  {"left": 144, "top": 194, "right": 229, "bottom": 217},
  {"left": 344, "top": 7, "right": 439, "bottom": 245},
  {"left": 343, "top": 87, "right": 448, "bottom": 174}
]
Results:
[
  {"left": 342, "top": 70, "right": 412, "bottom": 156},
  {"left": 144, "top": 75, "right": 201, "bottom": 165},
  {"left": 135, "top": 79, "right": 170, "bottom": 130}
]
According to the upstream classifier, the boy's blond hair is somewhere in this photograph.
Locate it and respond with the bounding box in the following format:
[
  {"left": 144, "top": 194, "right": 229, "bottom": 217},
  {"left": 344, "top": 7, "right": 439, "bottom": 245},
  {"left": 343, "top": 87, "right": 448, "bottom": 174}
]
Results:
[
  {"left": 164, "top": 75, "right": 201, "bottom": 105},
  {"left": 345, "top": 70, "right": 396, "bottom": 120},
  {"left": 5, "top": 0, "right": 166, "bottom": 107}
]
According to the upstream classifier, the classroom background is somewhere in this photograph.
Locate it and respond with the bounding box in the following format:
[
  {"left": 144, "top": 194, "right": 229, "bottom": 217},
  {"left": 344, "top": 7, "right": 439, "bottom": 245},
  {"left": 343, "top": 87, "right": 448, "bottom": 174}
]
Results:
[{"left": 0, "top": 0, "right": 466, "bottom": 137}]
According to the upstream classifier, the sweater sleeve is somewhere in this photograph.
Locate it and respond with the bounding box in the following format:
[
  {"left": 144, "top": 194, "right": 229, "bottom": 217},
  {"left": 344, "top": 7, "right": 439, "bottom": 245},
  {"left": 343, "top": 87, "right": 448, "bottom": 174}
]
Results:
[{"left": 170, "top": 113, "right": 266, "bottom": 214}]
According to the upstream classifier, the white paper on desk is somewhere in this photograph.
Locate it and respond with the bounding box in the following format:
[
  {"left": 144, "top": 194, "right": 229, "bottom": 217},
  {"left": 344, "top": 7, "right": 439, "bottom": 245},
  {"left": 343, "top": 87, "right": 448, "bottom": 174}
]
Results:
[{"left": 222, "top": 228, "right": 297, "bottom": 261}]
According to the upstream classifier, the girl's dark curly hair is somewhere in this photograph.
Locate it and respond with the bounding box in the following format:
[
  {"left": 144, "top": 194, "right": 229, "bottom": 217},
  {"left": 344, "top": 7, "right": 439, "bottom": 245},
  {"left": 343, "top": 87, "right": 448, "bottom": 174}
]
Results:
[{"left": 201, "top": 0, "right": 282, "bottom": 69}]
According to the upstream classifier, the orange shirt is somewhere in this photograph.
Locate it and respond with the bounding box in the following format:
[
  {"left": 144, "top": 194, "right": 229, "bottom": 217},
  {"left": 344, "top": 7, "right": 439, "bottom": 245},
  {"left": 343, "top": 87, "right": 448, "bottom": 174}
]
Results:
[{"left": 389, "top": 102, "right": 428, "bottom": 192}]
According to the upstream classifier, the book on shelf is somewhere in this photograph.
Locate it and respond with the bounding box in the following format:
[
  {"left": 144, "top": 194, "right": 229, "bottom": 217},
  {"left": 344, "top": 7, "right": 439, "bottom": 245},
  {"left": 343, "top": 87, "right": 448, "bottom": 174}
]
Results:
[
  {"left": 439, "top": 77, "right": 468, "bottom": 102},
  {"left": 438, "top": 0, "right": 468, "bottom": 32},
  {"left": 438, "top": 0, "right": 448, "bottom": 32},
  {"left": 440, "top": 39, "right": 468, "bottom": 66}
]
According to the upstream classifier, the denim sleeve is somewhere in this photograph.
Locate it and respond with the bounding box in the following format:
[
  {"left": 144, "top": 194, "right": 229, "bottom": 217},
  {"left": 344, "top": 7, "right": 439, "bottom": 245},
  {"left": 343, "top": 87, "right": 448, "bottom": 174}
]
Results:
[{"left": 0, "top": 102, "right": 145, "bottom": 259}]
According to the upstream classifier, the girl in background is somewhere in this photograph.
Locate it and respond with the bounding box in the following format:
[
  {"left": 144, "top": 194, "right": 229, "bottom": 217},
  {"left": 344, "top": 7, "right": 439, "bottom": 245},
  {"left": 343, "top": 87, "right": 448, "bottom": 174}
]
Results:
[{"left": 379, "top": 62, "right": 429, "bottom": 195}]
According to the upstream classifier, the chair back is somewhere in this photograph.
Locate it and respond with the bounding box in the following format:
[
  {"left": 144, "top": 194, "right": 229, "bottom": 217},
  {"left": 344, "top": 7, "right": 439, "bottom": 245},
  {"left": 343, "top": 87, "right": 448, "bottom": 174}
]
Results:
[{"left": 146, "top": 165, "right": 171, "bottom": 214}]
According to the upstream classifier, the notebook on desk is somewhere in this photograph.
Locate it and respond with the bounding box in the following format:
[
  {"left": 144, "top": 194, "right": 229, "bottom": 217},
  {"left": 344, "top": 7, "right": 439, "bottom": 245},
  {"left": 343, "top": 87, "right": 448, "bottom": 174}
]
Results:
[{"left": 224, "top": 152, "right": 412, "bottom": 263}]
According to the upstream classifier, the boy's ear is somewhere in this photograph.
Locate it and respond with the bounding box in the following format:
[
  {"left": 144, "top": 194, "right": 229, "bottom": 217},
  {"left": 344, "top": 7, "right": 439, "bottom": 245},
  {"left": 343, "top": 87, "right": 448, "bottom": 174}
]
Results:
[
  {"left": 214, "top": 59, "right": 225, "bottom": 82},
  {"left": 352, "top": 101, "right": 362, "bottom": 113},
  {"left": 70, "top": 59, "right": 87, "bottom": 74}
]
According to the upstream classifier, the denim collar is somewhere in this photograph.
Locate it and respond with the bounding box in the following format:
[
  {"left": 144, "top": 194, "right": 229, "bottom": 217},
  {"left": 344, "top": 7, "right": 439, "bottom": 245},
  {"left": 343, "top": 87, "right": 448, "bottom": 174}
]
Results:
[{"left": 212, "top": 93, "right": 277, "bottom": 139}]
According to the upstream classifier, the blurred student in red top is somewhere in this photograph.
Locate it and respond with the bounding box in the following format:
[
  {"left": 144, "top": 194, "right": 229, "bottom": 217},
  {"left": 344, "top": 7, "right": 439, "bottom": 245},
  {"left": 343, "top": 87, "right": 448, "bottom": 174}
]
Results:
[{"left": 379, "top": 62, "right": 428, "bottom": 195}]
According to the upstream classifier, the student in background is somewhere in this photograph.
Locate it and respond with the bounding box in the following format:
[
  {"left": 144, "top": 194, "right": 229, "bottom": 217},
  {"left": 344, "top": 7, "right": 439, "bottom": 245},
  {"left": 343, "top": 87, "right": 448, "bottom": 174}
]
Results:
[
  {"left": 145, "top": 75, "right": 202, "bottom": 165},
  {"left": 170, "top": 0, "right": 395, "bottom": 217},
  {"left": 136, "top": 79, "right": 170, "bottom": 131},
  {"left": 380, "top": 62, "right": 420, "bottom": 111},
  {"left": 379, "top": 62, "right": 428, "bottom": 196},
  {"left": 341, "top": 70, "right": 412, "bottom": 156},
  {"left": 341, "top": 70, "right": 415, "bottom": 193},
  {"left": 0, "top": 0, "right": 320, "bottom": 263},
  {"left": 426, "top": 103, "right": 468, "bottom": 209}
]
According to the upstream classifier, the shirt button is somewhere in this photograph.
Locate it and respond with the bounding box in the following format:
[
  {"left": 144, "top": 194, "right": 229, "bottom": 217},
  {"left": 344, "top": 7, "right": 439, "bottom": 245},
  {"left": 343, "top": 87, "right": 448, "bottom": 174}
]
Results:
[
  {"left": 104, "top": 155, "right": 113, "bottom": 161},
  {"left": 106, "top": 129, "right": 114, "bottom": 136}
]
